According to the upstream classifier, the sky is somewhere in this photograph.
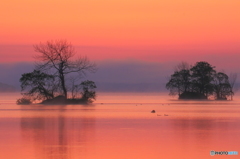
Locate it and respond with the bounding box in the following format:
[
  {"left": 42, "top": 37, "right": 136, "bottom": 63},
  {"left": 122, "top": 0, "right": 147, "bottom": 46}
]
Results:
[{"left": 0, "top": 0, "right": 240, "bottom": 91}]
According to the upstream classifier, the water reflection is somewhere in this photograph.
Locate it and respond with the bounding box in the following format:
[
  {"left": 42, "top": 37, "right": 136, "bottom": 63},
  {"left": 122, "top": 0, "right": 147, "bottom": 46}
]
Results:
[
  {"left": 1, "top": 94, "right": 240, "bottom": 159},
  {"left": 20, "top": 112, "right": 96, "bottom": 159}
]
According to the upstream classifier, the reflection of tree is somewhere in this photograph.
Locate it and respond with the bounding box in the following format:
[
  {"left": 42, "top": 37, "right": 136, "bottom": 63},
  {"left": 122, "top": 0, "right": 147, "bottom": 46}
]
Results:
[{"left": 20, "top": 113, "right": 96, "bottom": 159}]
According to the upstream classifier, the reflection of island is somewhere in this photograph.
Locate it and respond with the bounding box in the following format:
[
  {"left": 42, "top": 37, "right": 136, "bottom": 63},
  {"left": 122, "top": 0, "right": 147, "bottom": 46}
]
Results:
[{"left": 20, "top": 114, "right": 96, "bottom": 159}]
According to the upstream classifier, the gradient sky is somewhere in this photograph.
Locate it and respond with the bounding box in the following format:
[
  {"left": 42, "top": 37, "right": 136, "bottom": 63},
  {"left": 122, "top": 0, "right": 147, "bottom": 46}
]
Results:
[
  {"left": 1, "top": 0, "right": 240, "bottom": 90},
  {"left": 1, "top": 0, "right": 240, "bottom": 58}
]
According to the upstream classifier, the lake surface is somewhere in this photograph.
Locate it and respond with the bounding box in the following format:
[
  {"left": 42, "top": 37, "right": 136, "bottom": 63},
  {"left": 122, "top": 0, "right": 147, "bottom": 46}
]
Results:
[{"left": 0, "top": 92, "right": 239, "bottom": 159}]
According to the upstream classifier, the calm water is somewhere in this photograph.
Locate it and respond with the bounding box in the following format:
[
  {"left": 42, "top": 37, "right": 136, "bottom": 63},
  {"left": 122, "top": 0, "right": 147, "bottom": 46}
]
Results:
[{"left": 0, "top": 92, "right": 240, "bottom": 159}]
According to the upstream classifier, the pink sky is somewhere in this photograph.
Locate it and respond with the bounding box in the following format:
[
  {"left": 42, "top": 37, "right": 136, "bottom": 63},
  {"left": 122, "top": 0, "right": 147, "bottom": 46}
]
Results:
[
  {"left": 1, "top": 44, "right": 239, "bottom": 72},
  {"left": 0, "top": 0, "right": 240, "bottom": 65}
]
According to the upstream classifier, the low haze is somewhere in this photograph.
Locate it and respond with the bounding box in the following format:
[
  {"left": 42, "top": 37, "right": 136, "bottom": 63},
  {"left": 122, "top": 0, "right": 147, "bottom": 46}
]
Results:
[{"left": 0, "top": 58, "right": 239, "bottom": 92}]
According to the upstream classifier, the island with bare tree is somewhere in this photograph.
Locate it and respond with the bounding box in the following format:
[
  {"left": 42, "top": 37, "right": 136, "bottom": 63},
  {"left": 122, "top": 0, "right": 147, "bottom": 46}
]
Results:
[
  {"left": 17, "top": 40, "right": 97, "bottom": 105},
  {"left": 166, "top": 61, "right": 238, "bottom": 100}
]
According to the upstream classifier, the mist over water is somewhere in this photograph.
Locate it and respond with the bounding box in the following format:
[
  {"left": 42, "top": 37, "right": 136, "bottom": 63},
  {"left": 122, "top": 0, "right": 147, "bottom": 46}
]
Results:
[
  {"left": 0, "top": 61, "right": 170, "bottom": 92},
  {"left": 0, "top": 92, "right": 239, "bottom": 159},
  {"left": 0, "top": 60, "right": 239, "bottom": 92}
]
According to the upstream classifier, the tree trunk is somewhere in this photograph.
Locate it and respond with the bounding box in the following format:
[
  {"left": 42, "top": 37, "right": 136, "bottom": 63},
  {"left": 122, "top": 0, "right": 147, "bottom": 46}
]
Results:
[{"left": 59, "top": 71, "right": 67, "bottom": 98}]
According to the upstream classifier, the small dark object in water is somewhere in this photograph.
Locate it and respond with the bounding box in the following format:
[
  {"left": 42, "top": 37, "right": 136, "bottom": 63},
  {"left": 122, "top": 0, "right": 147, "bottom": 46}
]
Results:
[
  {"left": 164, "top": 114, "right": 168, "bottom": 116},
  {"left": 151, "top": 110, "right": 156, "bottom": 113}
]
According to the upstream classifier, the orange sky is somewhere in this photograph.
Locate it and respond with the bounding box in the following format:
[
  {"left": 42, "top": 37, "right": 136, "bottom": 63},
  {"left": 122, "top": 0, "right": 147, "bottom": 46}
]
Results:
[{"left": 0, "top": 0, "right": 240, "bottom": 62}]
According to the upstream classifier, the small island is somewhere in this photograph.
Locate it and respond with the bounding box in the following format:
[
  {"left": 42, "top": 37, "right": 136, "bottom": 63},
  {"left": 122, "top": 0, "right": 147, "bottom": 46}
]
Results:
[
  {"left": 166, "top": 61, "right": 237, "bottom": 100},
  {"left": 17, "top": 40, "right": 97, "bottom": 105}
]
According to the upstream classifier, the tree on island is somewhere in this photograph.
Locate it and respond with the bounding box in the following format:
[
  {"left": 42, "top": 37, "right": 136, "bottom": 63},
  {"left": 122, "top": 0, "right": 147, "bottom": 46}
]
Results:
[
  {"left": 212, "top": 72, "right": 232, "bottom": 100},
  {"left": 166, "top": 69, "right": 191, "bottom": 96},
  {"left": 80, "top": 80, "right": 97, "bottom": 103},
  {"left": 17, "top": 40, "right": 97, "bottom": 105},
  {"left": 19, "top": 70, "right": 56, "bottom": 101},
  {"left": 166, "top": 61, "right": 235, "bottom": 100},
  {"left": 229, "top": 73, "right": 239, "bottom": 100},
  {"left": 190, "top": 62, "right": 216, "bottom": 98}
]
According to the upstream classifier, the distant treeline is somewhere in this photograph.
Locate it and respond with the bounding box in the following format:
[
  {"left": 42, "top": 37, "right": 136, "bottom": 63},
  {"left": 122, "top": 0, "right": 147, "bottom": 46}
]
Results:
[{"left": 166, "top": 61, "right": 238, "bottom": 100}]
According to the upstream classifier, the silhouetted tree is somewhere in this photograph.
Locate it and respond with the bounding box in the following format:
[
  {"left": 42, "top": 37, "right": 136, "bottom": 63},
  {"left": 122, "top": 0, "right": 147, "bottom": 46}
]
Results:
[
  {"left": 16, "top": 96, "right": 32, "bottom": 105},
  {"left": 34, "top": 40, "right": 96, "bottom": 98},
  {"left": 166, "top": 61, "right": 235, "bottom": 100},
  {"left": 229, "top": 73, "right": 239, "bottom": 100},
  {"left": 80, "top": 80, "right": 97, "bottom": 103},
  {"left": 190, "top": 62, "right": 216, "bottom": 97},
  {"left": 69, "top": 76, "right": 82, "bottom": 99},
  {"left": 212, "top": 72, "right": 232, "bottom": 100},
  {"left": 174, "top": 61, "right": 190, "bottom": 72},
  {"left": 166, "top": 69, "right": 191, "bottom": 96},
  {"left": 20, "top": 70, "right": 56, "bottom": 101},
  {"left": 18, "top": 40, "right": 97, "bottom": 104}
]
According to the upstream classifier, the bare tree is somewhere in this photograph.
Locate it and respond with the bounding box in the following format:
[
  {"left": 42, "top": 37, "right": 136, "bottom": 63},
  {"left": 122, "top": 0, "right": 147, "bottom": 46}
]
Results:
[
  {"left": 212, "top": 72, "right": 232, "bottom": 100},
  {"left": 174, "top": 61, "right": 190, "bottom": 72},
  {"left": 69, "top": 76, "right": 81, "bottom": 99},
  {"left": 166, "top": 62, "right": 192, "bottom": 97},
  {"left": 229, "top": 73, "right": 239, "bottom": 100},
  {"left": 34, "top": 40, "right": 96, "bottom": 98}
]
